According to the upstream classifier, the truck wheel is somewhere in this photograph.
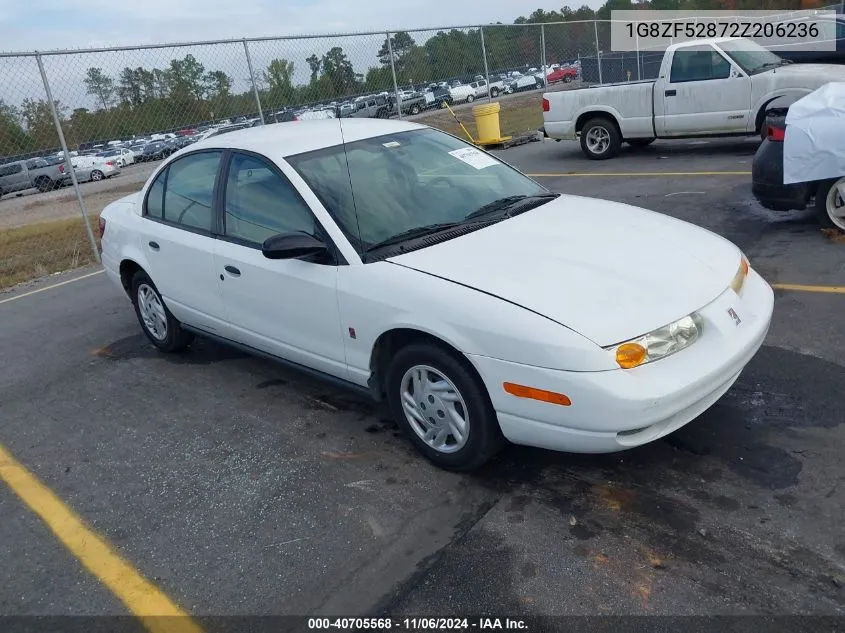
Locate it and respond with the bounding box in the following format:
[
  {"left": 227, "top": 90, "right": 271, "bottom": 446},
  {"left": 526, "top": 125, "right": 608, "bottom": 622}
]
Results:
[
  {"left": 466, "top": 94, "right": 475, "bottom": 103},
  {"left": 815, "top": 177, "right": 845, "bottom": 231},
  {"left": 627, "top": 138, "right": 655, "bottom": 148},
  {"left": 564, "top": 76, "right": 573, "bottom": 83},
  {"left": 410, "top": 104, "right": 421, "bottom": 115},
  {"left": 491, "top": 87, "right": 500, "bottom": 97},
  {"left": 580, "top": 117, "right": 621, "bottom": 160},
  {"left": 34, "top": 177, "right": 52, "bottom": 193}
]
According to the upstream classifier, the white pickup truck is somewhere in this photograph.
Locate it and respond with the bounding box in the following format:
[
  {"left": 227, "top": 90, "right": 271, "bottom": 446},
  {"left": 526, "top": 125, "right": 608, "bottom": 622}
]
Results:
[{"left": 542, "top": 37, "right": 845, "bottom": 160}]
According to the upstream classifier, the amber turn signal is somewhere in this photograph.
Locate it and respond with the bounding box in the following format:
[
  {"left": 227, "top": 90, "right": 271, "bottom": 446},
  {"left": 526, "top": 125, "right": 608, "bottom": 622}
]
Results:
[
  {"left": 615, "top": 343, "right": 647, "bottom": 369},
  {"left": 503, "top": 382, "right": 571, "bottom": 406}
]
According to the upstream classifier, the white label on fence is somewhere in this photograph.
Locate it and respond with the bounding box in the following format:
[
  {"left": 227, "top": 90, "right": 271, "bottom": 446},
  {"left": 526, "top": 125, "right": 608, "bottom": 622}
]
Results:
[{"left": 448, "top": 147, "right": 498, "bottom": 170}]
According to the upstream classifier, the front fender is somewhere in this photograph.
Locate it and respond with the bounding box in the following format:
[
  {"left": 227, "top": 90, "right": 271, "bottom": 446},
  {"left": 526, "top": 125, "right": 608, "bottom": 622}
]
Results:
[
  {"left": 337, "top": 262, "right": 615, "bottom": 387},
  {"left": 753, "top": 89, "right": 812, "bottom": 131}
]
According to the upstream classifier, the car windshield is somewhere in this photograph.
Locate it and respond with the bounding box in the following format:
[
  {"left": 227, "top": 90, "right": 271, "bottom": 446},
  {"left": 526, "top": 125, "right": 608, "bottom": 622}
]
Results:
[
  {"left": 718, "top": 39, "right": 786, "bottom": 74},
  {"left": 287, "top": 128, "right": 549, "bottom": 256}
]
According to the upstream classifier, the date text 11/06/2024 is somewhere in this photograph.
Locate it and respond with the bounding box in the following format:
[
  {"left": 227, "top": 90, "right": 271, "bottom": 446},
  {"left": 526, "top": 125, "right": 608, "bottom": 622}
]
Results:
[{"left": 307, "top": 618, "right": 529, "bottom": 630}]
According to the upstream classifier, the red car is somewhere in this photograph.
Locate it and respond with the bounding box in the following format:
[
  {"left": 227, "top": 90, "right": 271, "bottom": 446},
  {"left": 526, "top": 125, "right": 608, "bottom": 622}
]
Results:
[{"left": 547, "top": 67, "right": 578, "bottom": 84}]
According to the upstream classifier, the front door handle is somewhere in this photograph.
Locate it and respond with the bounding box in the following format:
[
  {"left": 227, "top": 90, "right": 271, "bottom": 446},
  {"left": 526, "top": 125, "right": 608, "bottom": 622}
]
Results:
[
  {"left": 148, "top": 241, "right": 160, "bottom": 251},
  {"left": 665, "top": 89, "right": 676, "bottom": 97},
  {"left": 224, "top": 265, "right": 241, "bottom": 277}
]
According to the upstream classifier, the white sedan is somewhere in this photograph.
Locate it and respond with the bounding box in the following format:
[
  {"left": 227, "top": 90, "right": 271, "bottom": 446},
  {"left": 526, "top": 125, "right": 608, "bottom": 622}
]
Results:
[{"left": 100, "top": 119, "right": 774, "bottom": 470}]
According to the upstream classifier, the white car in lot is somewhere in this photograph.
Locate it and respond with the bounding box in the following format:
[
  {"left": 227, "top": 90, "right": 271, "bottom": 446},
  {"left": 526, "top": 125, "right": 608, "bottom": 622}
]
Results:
[
  {"left": 97, "top": 147, "right": 136, "bottom": 167},
  {"left": 100, "top": 119, "right": 773, "bottom": 470}
]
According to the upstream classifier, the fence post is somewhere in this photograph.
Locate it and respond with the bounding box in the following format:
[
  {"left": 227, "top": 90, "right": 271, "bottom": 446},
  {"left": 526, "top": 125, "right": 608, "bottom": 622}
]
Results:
[
  {"left": 36, "top": 52, "right": 100, "bottom": 264},
  {"left": 243, "top": 39, "right": 265, "bottom": 125},
  {"left": 594, "top": 21, "right": 603, "bottom": 85},
  {"left": 386, "top": 32, "right": 403, "bottom": 119},
  {"left": 540, "top": 24, "right": 548, "bottom": 87},
  {"left": 480, "top": 26, "right": 492, "bottom": 102},
  {"left": 635, "top": 24, "right": 641, "bottom": 80}
]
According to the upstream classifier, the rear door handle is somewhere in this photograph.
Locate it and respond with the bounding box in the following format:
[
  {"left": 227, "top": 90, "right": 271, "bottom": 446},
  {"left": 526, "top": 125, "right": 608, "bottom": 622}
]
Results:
[
  {"left": 224, "top": 265, "right": 241, "bottom": 277},
  {"left": 665, "top": 89, "right": 676, "bottom": 97},
  {"left": 148, "top": 241, "right": 160, "bottom": 251}
]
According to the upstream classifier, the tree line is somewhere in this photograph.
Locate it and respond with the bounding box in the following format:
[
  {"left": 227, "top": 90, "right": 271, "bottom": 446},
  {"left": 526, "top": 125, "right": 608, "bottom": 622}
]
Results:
[{"left": 0, "top": 0, "right": 827, "bottom": 158}]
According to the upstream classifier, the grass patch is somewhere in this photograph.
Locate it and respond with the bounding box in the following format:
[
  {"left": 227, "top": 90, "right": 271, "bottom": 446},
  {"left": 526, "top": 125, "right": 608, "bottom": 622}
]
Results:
[
  {"left": 416, "top": 92, "right": 544, "bottom": 143},
  {"left": 0, "top": 216, "right": 101, "bottom": 290}
]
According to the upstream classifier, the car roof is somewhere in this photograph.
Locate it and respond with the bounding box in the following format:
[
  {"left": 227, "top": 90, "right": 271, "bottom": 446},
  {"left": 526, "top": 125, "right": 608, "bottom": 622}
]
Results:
[{"left": 188, "top": 118, "right": 427, "bottom": 158}]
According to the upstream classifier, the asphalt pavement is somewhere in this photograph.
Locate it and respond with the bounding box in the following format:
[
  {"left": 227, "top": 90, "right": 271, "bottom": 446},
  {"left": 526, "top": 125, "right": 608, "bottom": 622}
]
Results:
[{"left": 1, "top": 137, "right": 844, "bottom": 625}]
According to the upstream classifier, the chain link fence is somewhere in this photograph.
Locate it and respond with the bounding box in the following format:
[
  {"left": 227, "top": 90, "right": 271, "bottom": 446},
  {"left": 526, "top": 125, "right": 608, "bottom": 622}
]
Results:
[{"left": 0, "top": 6, "right": 843, "bottom": 285}]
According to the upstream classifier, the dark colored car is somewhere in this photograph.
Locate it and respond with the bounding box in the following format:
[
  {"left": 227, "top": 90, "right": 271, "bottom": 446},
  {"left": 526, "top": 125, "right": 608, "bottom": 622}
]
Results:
[
  {"left": 137, "top": 142, "right": 169, "bottom": 162},
  {"left": 774, "top": 16, "right": 845, "bottom": 65},
  {"left": 752, "top": 110, "right": 845, "bottom": 230}
]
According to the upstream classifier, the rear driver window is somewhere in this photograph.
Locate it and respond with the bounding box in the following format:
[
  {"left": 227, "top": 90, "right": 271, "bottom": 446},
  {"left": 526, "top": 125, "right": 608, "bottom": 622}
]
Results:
[{"left": 145, "top": 151, "right": 221, "bottom": 230}]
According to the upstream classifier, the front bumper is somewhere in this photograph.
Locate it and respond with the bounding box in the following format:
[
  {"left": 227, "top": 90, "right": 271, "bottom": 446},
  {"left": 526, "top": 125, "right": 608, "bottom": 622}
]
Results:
[{"left": 467, "top": 268, "right": 774, "bottom": 454}]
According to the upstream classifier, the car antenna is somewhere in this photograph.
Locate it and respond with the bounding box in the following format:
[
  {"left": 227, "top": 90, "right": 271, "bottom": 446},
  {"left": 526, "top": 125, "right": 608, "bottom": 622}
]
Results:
[{"left": 337, "top": 117, "right": 366, "bottom": 254}]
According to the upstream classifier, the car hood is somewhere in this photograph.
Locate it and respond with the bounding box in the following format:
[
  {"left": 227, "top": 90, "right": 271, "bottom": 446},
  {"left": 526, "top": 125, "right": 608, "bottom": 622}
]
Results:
[
  {"left": 762, "top": 63, "right": 845, "bottom": 86},
  {"left": 387, "top": 195, "right": 741, "bottom": 347}
]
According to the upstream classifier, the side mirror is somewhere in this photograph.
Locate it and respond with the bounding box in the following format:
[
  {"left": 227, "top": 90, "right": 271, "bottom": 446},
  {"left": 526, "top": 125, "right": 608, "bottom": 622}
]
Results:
[{"left": 262, "top": 232, "right": 329, "bottom": 261}]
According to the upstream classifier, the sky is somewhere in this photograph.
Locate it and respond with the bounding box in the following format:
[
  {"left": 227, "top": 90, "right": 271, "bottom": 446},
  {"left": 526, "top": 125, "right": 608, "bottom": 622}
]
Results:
[
  {"left": 0, "top": 0, "right": 605, "bottom": 115},
  {"left": 1, "top": 0, "right": 604, "bottom": 53}
]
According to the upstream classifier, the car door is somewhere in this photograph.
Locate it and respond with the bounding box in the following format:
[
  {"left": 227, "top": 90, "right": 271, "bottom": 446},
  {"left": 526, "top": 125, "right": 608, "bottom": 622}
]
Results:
[
  {"left": 137, "top": 150, "right": 229, "bottom": 333},
  {"left": 212, "top": 151, "right": 347, "bottom": 379},
  {"left": 658, "top": 44, "right": 751, "bottom": 136},
  {"left": 0, "top": 162, "right": 28, "bottom": 192}
]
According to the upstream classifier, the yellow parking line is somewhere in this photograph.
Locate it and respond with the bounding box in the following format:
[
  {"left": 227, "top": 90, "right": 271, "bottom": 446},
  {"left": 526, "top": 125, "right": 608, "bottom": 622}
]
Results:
[
  {"left": 0, "top": 269, "right": 104, "bottom": 306},
  {"left": 527, "top": 171, "right": 752, "bottom": 177},
  {"left": 0, "top": 443, "right": 203, "bottom": 633},
  {"left": 772, "top": 283, "right": 845, "bottom": 295}
]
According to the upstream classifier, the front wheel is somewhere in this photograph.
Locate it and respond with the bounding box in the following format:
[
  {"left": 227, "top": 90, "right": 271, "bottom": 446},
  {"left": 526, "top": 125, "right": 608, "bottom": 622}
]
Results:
[
  {"left": 580, "top": 116, "right": 622, "bottom": 160},
  {"left": 491, "top": 87, "right": 500, "bottom": 97},
  {"left": 564, "top": 76, "right": 573, "bottom": 83},
  {"left": 386, "top": 343, "right": 504, "bottom": 471},
  {"left": 466, "top": 94, "right": 475, "bottom": 103},
  {"left": 130, "top": 270, "right": 194, "bottom": 353},
  {"left": 816, "top": 177, "right": 845, "bottom": 231},
  {"left": 409, "top": 104, "right": 421, "bottom": 115}
]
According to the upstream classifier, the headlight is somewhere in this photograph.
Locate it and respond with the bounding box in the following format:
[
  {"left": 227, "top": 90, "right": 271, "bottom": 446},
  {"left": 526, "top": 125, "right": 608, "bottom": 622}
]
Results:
[
  {"left": 730, "top": 255, "right": 750, "bottom": 294},
  {"left": 607, "top": 313, "right": 703, "bottom": 369}
]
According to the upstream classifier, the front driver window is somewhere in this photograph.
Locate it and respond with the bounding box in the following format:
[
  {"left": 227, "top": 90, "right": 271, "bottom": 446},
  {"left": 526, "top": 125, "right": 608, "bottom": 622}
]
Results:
[{"left": 223, "top": 153, "right": 316, "bottom": 245}]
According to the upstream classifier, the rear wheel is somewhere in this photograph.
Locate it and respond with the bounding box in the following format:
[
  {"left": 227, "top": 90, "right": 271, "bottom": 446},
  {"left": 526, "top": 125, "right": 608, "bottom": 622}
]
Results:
[
  {"left": 491, "top": 87, "right": 500, "bottom": 97},
  {"left": 91, "top": 170, "right": 104, "bottom": 182},
  {"left": 35, "top": 176, "right": 52, "bottom": 193},
  {"left": 816, "top": 177, "right": 845, "bottom": 231},
  {"left": 466, "top": 94, "right": 475, "bottom": 103},
  {"left": 409, "top": 104, "right": 421, "bottom": 115},
  {"left": 580, "top": 116, "right": 622, "bottom": 160},
  {"left": 386, "top": 343, "right": 504, "bottom": 471},
  {"left": 130, "top": 270, "right": 194, "bottom": 353},
  {"left": 564, "top": 76, "right": 573, "bottom": 83}
]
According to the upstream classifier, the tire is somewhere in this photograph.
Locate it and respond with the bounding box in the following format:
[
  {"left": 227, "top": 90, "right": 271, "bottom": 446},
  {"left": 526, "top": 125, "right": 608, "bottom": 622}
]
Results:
[
  {"left": 815, "top": 177, "right": 845, "bottom": 231},
  {"left": 34, "top": 177, "right": 52, "bottom": 193},
  {"left": 564, "top": 76, "right": 573, "bottom": 83},
  {"left": 440, "top": 100, "right": 449, "bottom": 109},
  {"left": 491, "top": 87, "right": 500, "bottom": 97},
  {"left": 409, "top": 104, "right": 421, "bottom": 115},
  {"left": 91, "top": 170, "right": 104, "bottom": 182},
  {"left": 466, "top": 94, "right": 475, "bottom": 103},
  {"left": 627, "top": 138, "right": 655, "bottom": 148},
  {"left": 130, "top": 270, "right": 194, "bottom": 353},
  {"left": 386, "top": 342, "right": 504, "bottom": 471},
  {"left": 580, "top": 116, "right": 622, "bottom": 160}
]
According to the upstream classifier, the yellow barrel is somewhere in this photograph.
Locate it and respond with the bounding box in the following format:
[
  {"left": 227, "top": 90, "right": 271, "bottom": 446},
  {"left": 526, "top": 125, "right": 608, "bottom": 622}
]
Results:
[{"left": 472, "top": 101, "right": 502, "bottom": 143}]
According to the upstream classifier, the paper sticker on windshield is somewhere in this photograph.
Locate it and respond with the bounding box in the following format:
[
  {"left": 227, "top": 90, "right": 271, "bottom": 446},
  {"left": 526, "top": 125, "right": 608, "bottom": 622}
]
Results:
[
  {"left": 383, "top": 141, "right": 401, "bottom": 148},
  {"left": 448, "top": 147, "right": 498, "bottom": 170}
]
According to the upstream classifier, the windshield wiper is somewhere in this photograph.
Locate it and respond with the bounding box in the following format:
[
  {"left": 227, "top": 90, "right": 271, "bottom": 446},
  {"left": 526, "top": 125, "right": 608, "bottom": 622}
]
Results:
[
  {"left": 464, "top": 193, "right": 560, "bottom": 221},
  {"left": 364, "top": 222, "right": 463, "bottom": 252}
]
